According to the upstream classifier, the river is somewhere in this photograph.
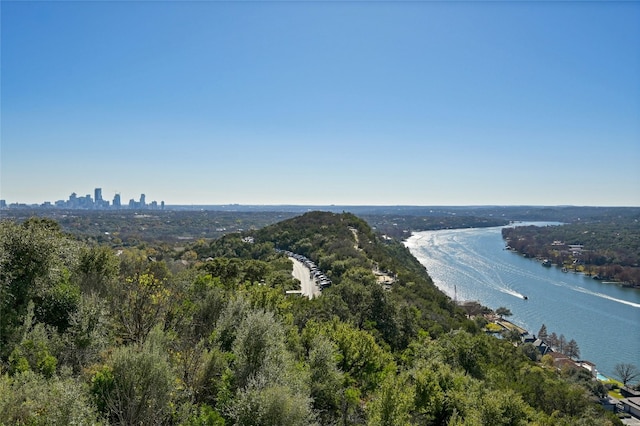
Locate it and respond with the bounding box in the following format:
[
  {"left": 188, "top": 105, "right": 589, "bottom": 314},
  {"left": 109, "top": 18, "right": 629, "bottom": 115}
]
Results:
[{"left": 404, "top": 223, "right": 640, "bottom": 378}]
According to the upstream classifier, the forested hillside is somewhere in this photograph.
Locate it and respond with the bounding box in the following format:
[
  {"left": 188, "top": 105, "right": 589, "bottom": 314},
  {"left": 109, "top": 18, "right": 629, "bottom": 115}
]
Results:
[{"left": 0, "top": 214, "right": 620, "bottom": 425}]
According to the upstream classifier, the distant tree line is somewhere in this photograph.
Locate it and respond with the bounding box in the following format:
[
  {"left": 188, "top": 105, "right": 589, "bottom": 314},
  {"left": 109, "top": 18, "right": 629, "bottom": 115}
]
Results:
[{"left": 1, "top": 209, "right": 299, "bottom": 245}]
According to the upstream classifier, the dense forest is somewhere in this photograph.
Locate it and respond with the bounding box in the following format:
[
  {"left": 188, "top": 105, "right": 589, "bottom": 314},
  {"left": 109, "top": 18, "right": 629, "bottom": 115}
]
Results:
[
  {"left": 0, "top": 213, "right": 623, "bottom": 425},
  {"left": 502, "top": 218, "right": 640, "bottom": 287}
]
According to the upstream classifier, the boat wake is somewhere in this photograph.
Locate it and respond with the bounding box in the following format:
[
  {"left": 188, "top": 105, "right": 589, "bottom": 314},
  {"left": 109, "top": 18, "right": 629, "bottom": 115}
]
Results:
[
  {"left": 406, "top": 227, "right": 640, "bottom": 378},
  {"left": 571, "top": 287, "right": 640, "bottom": 309},
  {"left": 500, "top": 288, "right": 527, "bottom": 300},
  {"left": 408, "top": 228, "right": 640, "bottom": 310}
]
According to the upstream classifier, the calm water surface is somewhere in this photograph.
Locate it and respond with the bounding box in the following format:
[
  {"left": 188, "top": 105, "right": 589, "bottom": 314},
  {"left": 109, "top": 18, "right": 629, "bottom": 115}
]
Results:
[{"left": 405, "top": 224, "right": 640, "bottom": 377}]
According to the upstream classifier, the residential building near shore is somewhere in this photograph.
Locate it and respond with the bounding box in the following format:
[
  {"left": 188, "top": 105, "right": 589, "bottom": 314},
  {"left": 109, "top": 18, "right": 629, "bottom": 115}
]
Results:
[{"left": 1, "top": 188, "right": 165, "bottom": 210}]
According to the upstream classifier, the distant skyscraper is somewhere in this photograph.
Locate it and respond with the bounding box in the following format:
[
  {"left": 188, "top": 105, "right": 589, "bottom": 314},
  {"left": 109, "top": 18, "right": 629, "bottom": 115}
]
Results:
[
  {"left": 69, "top": 192, "right": 78, "bottom": 208},
  {"left": 140, "top": 194, "right": 146, "bottom": 207},
  {"left": 82, "top": 194, "right": 93, "bottom": 208},
  {"left": 113, "top": 193, "right": 121, "bottom": 208},
  {"left": 95, "top": 188, "right": 103, "bottom": 203}
]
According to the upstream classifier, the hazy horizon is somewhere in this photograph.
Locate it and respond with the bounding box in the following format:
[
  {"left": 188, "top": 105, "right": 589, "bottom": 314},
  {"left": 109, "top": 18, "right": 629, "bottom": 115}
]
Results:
[
  {"left": 4, "top": 193, "right": 639, "bottom": 210},
  {"left": 2, "top": 2, "right": 639, "bottom": 206}
]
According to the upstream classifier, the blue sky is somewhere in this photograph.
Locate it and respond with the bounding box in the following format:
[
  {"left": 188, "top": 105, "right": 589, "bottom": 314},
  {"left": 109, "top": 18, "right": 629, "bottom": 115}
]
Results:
[{"left": 2, "top": 1, "right": 639, "bottom": 206}]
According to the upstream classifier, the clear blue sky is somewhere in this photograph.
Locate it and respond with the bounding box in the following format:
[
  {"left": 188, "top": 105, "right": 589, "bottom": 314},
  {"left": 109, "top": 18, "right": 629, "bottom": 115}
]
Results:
[{"left": 2, "top": 1, "right": 639, "bottom": 206}]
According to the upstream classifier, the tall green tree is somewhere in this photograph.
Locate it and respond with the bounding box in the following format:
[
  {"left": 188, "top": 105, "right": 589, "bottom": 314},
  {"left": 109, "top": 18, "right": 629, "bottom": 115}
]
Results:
[
  {"left": 537, "top": 324, "right": 548, "bottom": 341},
  {"left": 91, "top": 327, "right": 174, "bottom": 426},
  {"left": 231, "top": 309, "right": 290, "bottom": 390},
  {"left": 229, "top": 309, "right": 315, "bottom": 425},
  {"left": 558, "top": 334, "right": 567, "bottom": 354},
  {"left": 213, "top": 295, "right": 250, "bottom": 352},
  {"left": 495, "top": 306, "right": 512, "bottom": 319},
  {"left": 438, "top": 331, "right": 490, "bottom": 379},
  {"left": 0, "top": 219, "right": 78, "bottom": 355},
  {"left": 0, "top": 371, "right": 102, "bottom": 425},
  {"left": 75, "top": 244, "right": 119, "bottom": 295},
  {"left": 8, "top": 303, "right": 59, "bottom": 378},
  {"left": 366, "top": 372, "right": 414, "bottom": 426},
  {"left": 307, "top": 334, "right": 344, "bottom": 424},
  {"left": 317, "top": 319, "right": 393, "bottom": 392},
  {"left": 565, "top": 338, "right": 580, "bottom": 360},
  {"left": 111, "top": 272, "right": 172, "bottom": 345},
  {"left": 59, "top": 293, "right": 111, "bottom": 373},
  {"left": 33, "top": 268, "right": 80, "bottom": 333},
  {"left": 229, "top": 381, "right": 316, "bottom": 426},
  {"left": 476, "top": 389, "right": 533, "bottom": 426}
]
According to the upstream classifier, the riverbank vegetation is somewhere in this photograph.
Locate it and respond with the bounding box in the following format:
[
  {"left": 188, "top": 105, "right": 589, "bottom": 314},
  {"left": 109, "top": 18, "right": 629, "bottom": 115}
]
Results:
[
  {"left": 0, "top": 213, "right": 622, "bottom": 424},
  {"left": 502, "top": 217, "right": 640, "bottom": 287}
]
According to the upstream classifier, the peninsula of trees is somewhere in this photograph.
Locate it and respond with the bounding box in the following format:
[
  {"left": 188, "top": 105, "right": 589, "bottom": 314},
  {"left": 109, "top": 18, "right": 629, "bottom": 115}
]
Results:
[{"left": 502, "top": 217, "right": 640, "bottom": 287}]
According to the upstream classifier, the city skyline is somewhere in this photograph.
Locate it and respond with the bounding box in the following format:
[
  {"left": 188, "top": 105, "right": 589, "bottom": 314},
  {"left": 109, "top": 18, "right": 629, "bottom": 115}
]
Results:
[
  {"left": 3, "top": 185, "right": 640, "bottom": 209},
  {"left": 0, "top": 187, "right": 164, "bottom": 210}
]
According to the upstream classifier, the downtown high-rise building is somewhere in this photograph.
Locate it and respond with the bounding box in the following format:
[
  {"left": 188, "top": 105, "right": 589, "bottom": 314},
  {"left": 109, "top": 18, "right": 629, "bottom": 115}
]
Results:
[{"left": 3, "top": 187, "right": 163, "bottom": 210}]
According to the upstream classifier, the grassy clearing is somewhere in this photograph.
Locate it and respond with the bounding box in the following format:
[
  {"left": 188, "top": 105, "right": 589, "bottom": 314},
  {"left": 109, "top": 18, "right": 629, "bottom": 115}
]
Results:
[
  {"left": 603, "top": 377, "right": 625, "bottom": 399},
  {"left": 608, "top": 388, "right": 624, "bottom": 399},
  {"left": 485, "top": 323, "right": 503, "bottom": 333}
]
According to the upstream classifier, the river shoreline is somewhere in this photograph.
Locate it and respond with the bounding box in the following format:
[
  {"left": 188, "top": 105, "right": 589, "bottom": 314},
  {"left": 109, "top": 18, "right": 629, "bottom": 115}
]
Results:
[
  {"left": 405, "top": 225, "right": 640, "bottom": 378},
  {"left": 504, "top": 246, "right": 640, "bottom": 290},
  {"left": 479, "top": 315, "right": 621, "bottom": 384},
  {"left": 502, "top": 222, "right": 640, "bottom": 290}
]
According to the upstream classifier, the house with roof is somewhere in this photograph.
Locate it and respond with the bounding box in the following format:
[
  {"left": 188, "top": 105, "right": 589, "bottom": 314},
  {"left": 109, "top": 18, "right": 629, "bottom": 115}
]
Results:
[
  {"left": 545, "top": 352, "right": 600, "bottom": 378},
  {"left": 547, "top": 351, "right": 578, "bottom": 370},
  {"left": 521, "top": 333, "right": 536, "bottom": 344},
  {"left": 577, "top": 360, "right": 597, "bottom": 377},
  {"left": 619, "top": 397, "right": 640, "bottom": 419},
  {"left": 532, "top": 338, "right": 553, "bottom": 356},
  {"left": 621, "top": 386, "right": 640, "bottom": 399}
]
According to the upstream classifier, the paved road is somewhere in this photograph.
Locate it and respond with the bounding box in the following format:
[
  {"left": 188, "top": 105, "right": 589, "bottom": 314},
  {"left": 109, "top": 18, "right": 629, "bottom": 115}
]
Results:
[{"left": 289, "top": 257, "right": 321, "bottom": 299}]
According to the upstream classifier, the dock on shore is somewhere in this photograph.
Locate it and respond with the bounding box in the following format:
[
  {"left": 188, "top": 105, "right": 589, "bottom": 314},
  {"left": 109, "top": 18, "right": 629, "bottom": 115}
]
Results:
[{"left": 495, "top": 318, "right": 528, "bottom": 335}]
